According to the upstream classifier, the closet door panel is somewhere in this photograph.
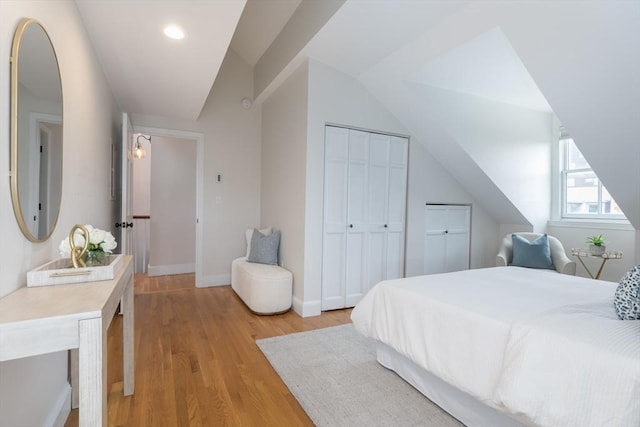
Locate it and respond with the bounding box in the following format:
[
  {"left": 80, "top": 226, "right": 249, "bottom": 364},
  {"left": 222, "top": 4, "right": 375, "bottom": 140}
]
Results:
[
  {"left": 367, "top": 230, "right": 386, "bottom": 291},
  {"left": 448, "top": 206, "right": 469, "bottom": 232},
  {"left": 389, "top": 136, "right": 408, "bottom": 165},
  {"left": 387, "top": 166, "right": 407, "bottom": 228},
  {"left": 368, "top": 134, "right": 389, "bottom": 226},
  {"left": 321, "top": 233, "right": 347, "bottom": 310},
  {"left": 322, "top": 127, "right": 349, "bottom": 310},
  {"left": 386, "top": 230, "right": 404, "bottom": 279},
  {"left": 345, "top": 231, "right": 366, "bottom": 307},
  {"left": 347, "top": 130, "right": 368, "bottom": 228},
  {"left": 424, "top": 233, "right": 447, "bottom": 274},
  {"left": 425, "top": 206, "right": 448, "bottom": 232},
  {"left": 446, "top": 206, "right": 470, "bottom": 272},
  {"left": 386, "top": 138, "right": 408, "bottom": 280},
  {"left": 446, "top": 232, "right": 469, "bottom": 273}
]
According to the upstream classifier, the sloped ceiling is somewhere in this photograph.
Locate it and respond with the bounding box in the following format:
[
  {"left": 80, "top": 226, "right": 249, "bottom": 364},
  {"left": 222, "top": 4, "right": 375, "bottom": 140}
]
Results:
[
  {"left": 74, "top": 0, "right": 640, "bottom": 228},
  {"left": 74, "top": 0, "right": 247, "bottom": 120},
  {"left": 407, "top": 28, "right": 551, "bottom": 113},
  {"left": 293, "top": 0, "right": 640, "bottom": 229}
]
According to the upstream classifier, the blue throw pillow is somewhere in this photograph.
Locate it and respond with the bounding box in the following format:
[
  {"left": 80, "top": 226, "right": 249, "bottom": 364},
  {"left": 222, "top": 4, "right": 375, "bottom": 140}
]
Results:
[
  {"left": 614, "top": 265, "right": 640, "bottom": 320},
  {"left": 510, "top": 234, "right": 555, "bottom": 270},
  {"left": 247, "top": 229, "right": 281, "bottom": 265}
]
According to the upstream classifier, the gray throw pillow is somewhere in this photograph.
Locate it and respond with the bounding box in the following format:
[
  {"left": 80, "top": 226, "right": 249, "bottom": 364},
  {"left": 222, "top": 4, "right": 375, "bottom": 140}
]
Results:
[
  {"left": 248, "top": 229, "right": 281, "bottom": 265},
  {"left": 510, "top": 233, "right": 555, "bottom": 270},
  {"left": 614, "top": 265, "right": 640, "bottom": 320}
]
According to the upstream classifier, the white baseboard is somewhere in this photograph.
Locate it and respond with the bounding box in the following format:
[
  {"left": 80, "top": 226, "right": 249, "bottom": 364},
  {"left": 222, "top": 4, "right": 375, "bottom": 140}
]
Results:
[
  {"left": 197, "top": 273, "right": 231, "bottom": 288},
  {"left": 147, "top": 262, "right": 195, "bottom": 277},
  {"left": 292, "top": 296, "right": 321, "bottom": 317},
  {"left": 47, "top": 382, "right": 71, "bottom": 427}
]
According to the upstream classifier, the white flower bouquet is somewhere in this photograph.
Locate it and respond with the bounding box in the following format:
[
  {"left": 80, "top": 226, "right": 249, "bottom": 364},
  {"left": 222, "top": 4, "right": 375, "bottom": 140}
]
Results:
[{"left": 59, "top": 224, "right": 117, "bottom": 257}]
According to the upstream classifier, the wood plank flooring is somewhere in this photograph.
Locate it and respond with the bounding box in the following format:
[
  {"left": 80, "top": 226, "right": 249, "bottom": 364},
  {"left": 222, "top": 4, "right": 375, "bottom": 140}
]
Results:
[{"left": 65, "top": 273, "right": 352, "bottom": 426}]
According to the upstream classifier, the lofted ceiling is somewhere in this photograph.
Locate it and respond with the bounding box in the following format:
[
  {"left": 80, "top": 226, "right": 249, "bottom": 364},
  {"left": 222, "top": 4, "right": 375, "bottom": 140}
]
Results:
[
  {"left": 72, "top": 0, "right": 639, "bottom": 228},
  {"left": 74, "top": 0, "right": 301, "bottom": 121},
  {"left": 73, "top": 0, "right": 546, "bottom": 124}
]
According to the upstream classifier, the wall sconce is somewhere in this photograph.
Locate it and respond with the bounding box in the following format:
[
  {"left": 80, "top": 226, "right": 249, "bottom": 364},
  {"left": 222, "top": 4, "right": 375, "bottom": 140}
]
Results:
[{"left": 133, "top": 134, "right": 150, "bottom": 159}]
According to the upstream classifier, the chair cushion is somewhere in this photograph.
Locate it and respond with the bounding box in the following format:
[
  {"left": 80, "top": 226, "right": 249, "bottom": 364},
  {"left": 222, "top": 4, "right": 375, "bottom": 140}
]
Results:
[
  {"left": 614, "top": 265, "right": 640, "bottom": 320},
  {"left": 510, "top": 233, "right": 554, "bottom": 270},
  {"left": 248, "top": 229, "right": 280, "bottom": 265}
]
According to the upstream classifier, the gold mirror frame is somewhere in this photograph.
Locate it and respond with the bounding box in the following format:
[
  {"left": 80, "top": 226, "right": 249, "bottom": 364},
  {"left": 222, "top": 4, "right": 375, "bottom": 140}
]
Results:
[{"left": 10, "top": 18, "right": 63, "bottom": 242}]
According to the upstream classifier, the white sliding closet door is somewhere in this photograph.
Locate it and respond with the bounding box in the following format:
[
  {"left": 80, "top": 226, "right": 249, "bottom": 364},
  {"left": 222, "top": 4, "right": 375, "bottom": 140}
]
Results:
[
  {"left": 345, "top": 130, "right": 369, "bottom": 307},
  {"left": 322, "top": 126, "right": 408, "bottom": 310},
  {"left": 366, "top": 133, "right": 390, "bottom": 294},
  {"left": 322, "top": 127, "right": 349, "bottom": 310},
  {"left": 386, "top": 136, "right": 409, "bottom": 279}
]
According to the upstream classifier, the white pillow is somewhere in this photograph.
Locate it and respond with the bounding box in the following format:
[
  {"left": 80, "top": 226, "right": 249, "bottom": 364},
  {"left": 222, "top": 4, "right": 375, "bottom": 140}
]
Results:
[{"left": 245, "top": 227, "right": 272, "bottom": 257}]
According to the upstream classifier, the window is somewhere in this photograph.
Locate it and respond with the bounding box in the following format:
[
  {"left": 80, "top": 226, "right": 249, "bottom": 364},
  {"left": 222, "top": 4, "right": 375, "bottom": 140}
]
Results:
[{"left": 560, "top": 131, "right": 625, "bottom": 219}]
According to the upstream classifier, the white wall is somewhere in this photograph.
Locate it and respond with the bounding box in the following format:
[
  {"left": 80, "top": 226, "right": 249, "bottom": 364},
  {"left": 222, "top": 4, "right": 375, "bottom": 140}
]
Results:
[
  {"left": 0, "top": 1, "right": 120, "bottom": 425},
  {"left": 409, "top": 84, "right": 553, "bottom": 232},
  {"left": 406, "top": 142, "right": 499, "bottom": 275},
  {"left": 148, "top": 136, "right": 197, "bottom": 276},
  {"left": 498, "top": 1, "right": 640, "bottom": 229},
  {"left": 260, "top": 62, "right": 309, "bottom": 306},
  {"left": 132, "top": 49, "right": 262, "bottom": 286},
  {"left": 299, "top": 59, "right": 500, "bottom": 316},
  {"left": 547, "top": 223, "right": 637, "bottom": 282}
]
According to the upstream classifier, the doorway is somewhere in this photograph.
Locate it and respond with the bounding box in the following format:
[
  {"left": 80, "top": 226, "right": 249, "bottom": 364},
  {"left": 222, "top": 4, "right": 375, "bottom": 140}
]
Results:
[{"left": 131, "top": 126, "right": 204, "bottom": 285}]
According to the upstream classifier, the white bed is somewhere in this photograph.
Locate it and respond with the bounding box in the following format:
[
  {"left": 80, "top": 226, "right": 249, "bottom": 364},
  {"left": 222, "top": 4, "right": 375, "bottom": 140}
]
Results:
[{"left": 351, "top": 266, "right": 640, "bottom": 427}]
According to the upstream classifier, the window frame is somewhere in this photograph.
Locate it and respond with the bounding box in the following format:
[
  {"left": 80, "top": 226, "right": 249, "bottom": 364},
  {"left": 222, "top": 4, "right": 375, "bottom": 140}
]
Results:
[{"left": 559, "top": 134, "right": 626, "bottom": 220}]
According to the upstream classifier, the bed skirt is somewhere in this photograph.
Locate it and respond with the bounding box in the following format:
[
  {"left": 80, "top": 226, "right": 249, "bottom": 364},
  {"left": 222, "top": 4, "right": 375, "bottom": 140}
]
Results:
[{"left": 376, "top": 343, "right": 526, "bottom": 427}]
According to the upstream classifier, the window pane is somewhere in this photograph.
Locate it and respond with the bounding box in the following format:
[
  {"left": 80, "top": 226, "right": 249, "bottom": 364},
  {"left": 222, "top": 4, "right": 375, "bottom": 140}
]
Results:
[
  {"left": 601, "top": 186, "right": 623, "bottom": 215},
  {"left": 566, "top": 170, "right": 598, "bottom": 214},
  {"left": 561, "top": 135, "right": 626, "bottom": 219},
  {"left": 566, "top": 139, "right": 591, "bottom": 170}
]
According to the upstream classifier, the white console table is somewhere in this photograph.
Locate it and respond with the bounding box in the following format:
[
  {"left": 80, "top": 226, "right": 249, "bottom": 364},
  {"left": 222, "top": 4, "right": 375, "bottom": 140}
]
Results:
[{"left": 0, "top": 255, "right": 134, "bottom": 426}]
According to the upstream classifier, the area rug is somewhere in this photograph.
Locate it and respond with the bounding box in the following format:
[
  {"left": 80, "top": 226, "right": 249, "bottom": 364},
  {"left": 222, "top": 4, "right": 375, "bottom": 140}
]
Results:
[{"left": 256, "top": 324, "right": 463, "bottom": 426}]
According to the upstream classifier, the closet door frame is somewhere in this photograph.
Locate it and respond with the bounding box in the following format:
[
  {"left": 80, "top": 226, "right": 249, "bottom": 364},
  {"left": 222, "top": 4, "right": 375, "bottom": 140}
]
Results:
[
  {"left": 322, "top": 124, "right": 410, "bottom": 310},
  {"left": 424, "top": 203, "right": 471, "bottom": 275}
]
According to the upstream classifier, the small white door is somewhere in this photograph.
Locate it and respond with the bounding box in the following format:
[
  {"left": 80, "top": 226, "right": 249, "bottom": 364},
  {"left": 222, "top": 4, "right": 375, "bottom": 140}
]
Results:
[
  {"left": 120, "top": 112, "right": 134, "bottom": 256},
  {"left": 424, "top": 205, "right": 470, "bottom": 274}
]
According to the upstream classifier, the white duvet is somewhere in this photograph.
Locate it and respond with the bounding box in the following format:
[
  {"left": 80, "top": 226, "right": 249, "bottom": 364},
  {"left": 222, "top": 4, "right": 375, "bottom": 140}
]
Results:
[{"left": 350, "top": 267, "right": 640, "bottom": 427}]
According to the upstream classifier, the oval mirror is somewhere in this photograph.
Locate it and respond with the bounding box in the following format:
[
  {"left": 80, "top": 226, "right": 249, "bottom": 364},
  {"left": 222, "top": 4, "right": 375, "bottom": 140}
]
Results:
[{"left": 10, "top": 18, "right": 63, "bottom": 242}]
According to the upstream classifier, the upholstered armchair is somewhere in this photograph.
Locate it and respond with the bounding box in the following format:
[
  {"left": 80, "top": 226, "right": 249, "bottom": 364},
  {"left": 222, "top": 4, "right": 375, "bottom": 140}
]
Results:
[{"left": 496, "top": 232, "right": 576, "bottom": 275}]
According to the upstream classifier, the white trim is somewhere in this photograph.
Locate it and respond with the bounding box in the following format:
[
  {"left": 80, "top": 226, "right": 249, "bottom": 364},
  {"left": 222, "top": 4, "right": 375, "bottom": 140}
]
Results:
[
  {"left": 27, "top": 112, "right": 62, "bottom": 237},
  {"left": 47, "top": 382, "right": 71, "bottom": 427},
  {"left": 147, "top": 263, "right": 195, "bottom": 277},
  {"left": 197, "top": 274, "right": 231, "bottom": 288},
  {"left": 547, "top": 220, "right": 634, "bottom": 231},
  {"left": 133, "top": 125, "right": 205, "bottom": 287},
  {"left": 292, "top": 295, "right": 321, "bottom": 317}
]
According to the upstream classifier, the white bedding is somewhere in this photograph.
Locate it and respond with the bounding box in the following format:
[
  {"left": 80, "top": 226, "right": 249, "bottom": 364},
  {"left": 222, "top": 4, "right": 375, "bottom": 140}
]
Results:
[{"left": 350, "top": 266, "right": 640, "bottom": 427}]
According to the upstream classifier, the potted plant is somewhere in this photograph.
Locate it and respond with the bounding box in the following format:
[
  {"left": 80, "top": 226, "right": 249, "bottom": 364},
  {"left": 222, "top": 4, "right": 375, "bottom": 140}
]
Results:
[{"left": 586, "top": 234, "right": 606, "bottom": 256}]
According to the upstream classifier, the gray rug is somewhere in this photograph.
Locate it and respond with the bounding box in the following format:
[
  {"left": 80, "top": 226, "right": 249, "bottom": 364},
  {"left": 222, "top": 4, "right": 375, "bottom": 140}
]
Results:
[{"left": 256, "top": 324, "right": 463, "bottom": 426}]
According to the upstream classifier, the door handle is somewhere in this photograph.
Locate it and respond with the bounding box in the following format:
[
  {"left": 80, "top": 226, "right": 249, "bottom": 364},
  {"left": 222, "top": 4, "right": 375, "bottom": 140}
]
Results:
[
  {"left": 384, "top": 224, "right": 388, "bottom": 228},
  {"left": 349, "top": 224, "right": 354, "bottom": 228}
]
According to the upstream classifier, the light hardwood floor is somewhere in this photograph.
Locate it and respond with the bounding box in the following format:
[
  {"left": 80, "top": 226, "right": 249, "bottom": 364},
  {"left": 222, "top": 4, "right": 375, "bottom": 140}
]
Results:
[{"left": 65, "top": 273, "right": 352, "bottom": 426}]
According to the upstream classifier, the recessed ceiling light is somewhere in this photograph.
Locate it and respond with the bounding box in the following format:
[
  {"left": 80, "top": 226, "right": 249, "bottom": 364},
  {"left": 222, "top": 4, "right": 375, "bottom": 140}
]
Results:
[{"left": 163, "top": 25, "right": 185, "bottom": 40}]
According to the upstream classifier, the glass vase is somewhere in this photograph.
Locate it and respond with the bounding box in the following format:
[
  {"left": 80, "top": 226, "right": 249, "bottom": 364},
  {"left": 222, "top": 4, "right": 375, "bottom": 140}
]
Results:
[{"left": 85, "top": 250, "right": 106, "bottom": 266}]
